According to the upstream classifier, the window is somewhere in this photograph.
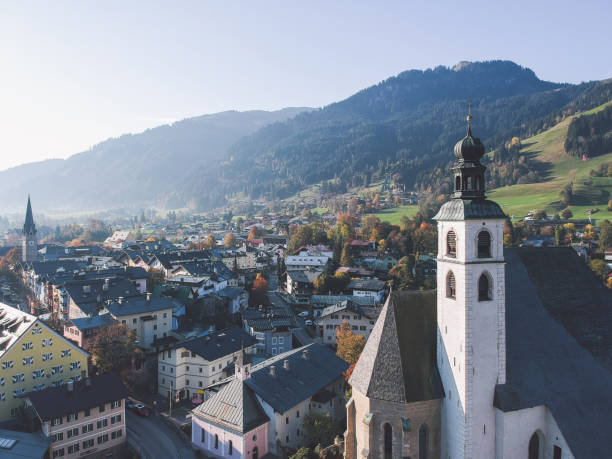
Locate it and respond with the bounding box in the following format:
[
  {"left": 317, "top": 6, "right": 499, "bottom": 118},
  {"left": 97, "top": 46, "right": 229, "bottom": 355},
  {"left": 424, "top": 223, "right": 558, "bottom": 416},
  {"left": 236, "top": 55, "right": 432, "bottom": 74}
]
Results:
[
  {"left": 201, "top": 427, "right": 205, "bottom": 443},
  {"left": 51, "top": 365, "right": 63, "bottom": 375},
  {"left": 477, "top": 231, "right": 491, "bottom": 258},
  {"left": 43, "top": 353, "right": 53, "bottom": 361},
  {"left": 52, "top": 432, "right": 64, "bottom": 442},
  {"left": 186, "top": 379, "right": 190, "bottom": 385},
  {"left": 111, "top": 400, "right": 121, "bottom": 409},
  {"left": 360, "top": 325, "right": 366, "bottom": 331},
  {"left": 297, "top": 410, "right": 300, "bottom": 418},
  {"left": 478, "top": 273, "right": 492, "bottom": 301},
  {"left": 82, "top": 423, "right": 93, "bottom": 433},
  {"left": 97, "top": 418, "right": 108, "bottom": 428},
  {"left": 12, "top": 373, "right": 24, "bottom": 383},
  {"left": 84, "top": 408, "right": 90, "bottom": 417},
  {"left": 553, "top": 445, "right": 562, "bottom": 459},
  {"left": 199, "top": 368, "right": 202, "bottom": 373},
  {"left": 32, "top": 326, "right": 42, "bottom": 335},
  {"left": 42, "top": 338, "right": 53, "bottom": 347},
  {"left": 99, "top": 403, "right": 106, "bottom": 412},
  {"left": 96, "top": 434, "right": 108, "bottom": 444},
  {"left": 53, "top": 448, "right": 65, "bottom": 458},
  {"left": 52, "top": 417, "right": 62, "bottom": 426},
  {"left": 529, "top": 432, "right": 542, "bottom": 459},
  {"left": 0, "top": 378, "right": 4, "bottom": 386},
  {"left": 67, "top": 413, "right": 78, "bottom": 422},
  {"left": 0, "top": 392, "right": 5, "bottom": 401},
  {"left": 132, "top": 318, "right": 137, "bottom": 324},
  {"left": 446, "top": 230, "right": 457, "bottom": 257},
  {"left": 446, "top": 271, "right": 456, "bottom": 299},
  {"left": 83, "top": 439, "right": 94, "bottom": 449},
  {"left": 2, "top": 361, "right": 13, "bottom": 369},
  {"left": 22, "top": 357, "right": 33, "bottom": 365},
  {"left": 67, "top": 443, "right": 79, "bottom": 454},
  {"left": 22, "top": 342, "right": 33, "bottom": 350},
  {"left": 70, "top": 361, "right": 81, "bottom": 371},
  {"left": 167, "top": 350, "right": 171, "bottom": 358},
  {"left": 214, "top": 434, "right": 219, "bottom": 449},
  {"left": 61, "top": 349, "right": 71, "bottom": 358},
  {"left": 186, "top": 366, "right": 190, "bottom": 371},
  {"left": 272, "top": 337, "right": 277, "bottom": 344},
  {"left": 419, "top": 424, "right": 429, "bottom": 459},
  {"left": 384, "top": 423, "right": 392, "bottom": 459},
  {"left": 198, "top": 381, "right": 202, "bottom": 387},
  {"left": 111, "top": 429, "right": 123, "bottom": 439},
  {"left": 286, "top": 417, "right": 289, "bottom": 424},
  {"left": 229, "top": 439, "right": 233, "bottom": 455},
  {"left": 66, "top": 427, "right": 78, "bottom": 438},
  {"left": 278, "top": 337, "right": 284, "bottom": 344}
]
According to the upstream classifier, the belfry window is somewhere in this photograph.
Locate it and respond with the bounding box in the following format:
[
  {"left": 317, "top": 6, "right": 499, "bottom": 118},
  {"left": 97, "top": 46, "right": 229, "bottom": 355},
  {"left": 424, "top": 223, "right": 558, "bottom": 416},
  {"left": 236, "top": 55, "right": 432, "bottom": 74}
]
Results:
[
  {"left": 455, "top": 176, "right": 461, "bottom": 191},
  {"left": 477, "top": 231, "right": 491, "bottom": 258},
  {"left": 383, "top": 423, "right": 392, "bottom": 459},
  {"left": 446, "top": 230, "right": 457, "bottom": 258},
  {"left": 419, "top": 424, "right": 429, "bottom": 459},
  {"left": 478, "top": 273, "right": 491, "bottom": 301},
  {"left": 446, "top": 271, "right": 456, "bottom": 299}
]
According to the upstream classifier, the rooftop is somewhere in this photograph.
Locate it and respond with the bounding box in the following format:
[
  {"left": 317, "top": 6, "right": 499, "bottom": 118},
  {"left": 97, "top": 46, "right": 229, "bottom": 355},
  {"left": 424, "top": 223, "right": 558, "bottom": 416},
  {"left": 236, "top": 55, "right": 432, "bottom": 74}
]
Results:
[
  {"left": 177, "top": 327, "right": 257, "bottom": 362},
  {"left": 0, "top": 304, "right": 37, "bottom": 360},
  {"left": 0, "top": 428, "right": 51, "bottom": 458},
  {"left": 105, "top": 295, "right": 179, "bottom": 317}
]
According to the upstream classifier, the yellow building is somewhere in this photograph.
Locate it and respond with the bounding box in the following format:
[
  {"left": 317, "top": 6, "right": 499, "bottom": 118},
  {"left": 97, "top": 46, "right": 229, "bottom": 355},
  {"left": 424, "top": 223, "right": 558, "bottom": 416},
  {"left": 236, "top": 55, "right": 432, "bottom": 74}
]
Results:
[{"left": 0, "top": 303, "right": 88, "bottom": 422}]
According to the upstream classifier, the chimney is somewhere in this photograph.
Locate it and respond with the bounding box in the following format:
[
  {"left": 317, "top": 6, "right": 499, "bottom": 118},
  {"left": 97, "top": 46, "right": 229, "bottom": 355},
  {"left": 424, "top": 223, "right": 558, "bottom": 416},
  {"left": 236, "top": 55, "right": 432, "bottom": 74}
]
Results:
[
  {"left": 302, "top": 349, "right": 309, "bottom": 360},
  {"left": 67, "top": 380, "right": 74, "bottom": 392},
  {"left": 102, "top": 279, "right": 110, "bottom": 291},
  {"left": 283, "top": 359, "right": 290, "bottom": 371},
  {"left": 146, "top": 292, "right": 152, "bottom": 301},
  {"left": 269, "top": 365, "right": 276, "bottom": 377},
  {"left": 117, "top": 297, "right": 124, "bottom": 305}
]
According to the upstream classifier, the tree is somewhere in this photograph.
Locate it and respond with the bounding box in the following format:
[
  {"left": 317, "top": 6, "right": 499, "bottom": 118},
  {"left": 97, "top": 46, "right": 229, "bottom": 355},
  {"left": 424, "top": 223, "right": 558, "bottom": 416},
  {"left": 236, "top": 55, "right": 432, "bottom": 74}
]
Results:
[
  {"left": 600, "top": 220, "right": 612, "bottom": 251},
  {"left": 561, "top": 208, "right": 573, "bottom": 219},
  {"left": 301, "top": 412, "right": 337, "bottom": 449},
  {"left": 560, "top": 183, "right": 573, "bottom": 206},
  {"left": 0, "top": 248, "right": 20, "bottom": 278},
  {"left": 290, "top": 447, "right": 317, "bottom": 459},
  {"left": 336, "top": 321, "right": 365, "bottom": 365},
  {"left": 224, "top": 233, "right": 237, "bottom": 248},
  {"left": 203, "top": 234, "right": 216, "bottom": 249},
  {"left": 87, "top": 324, "right": 141, "bottom": 374},
  {"left": 340, "top": 244, "right": 353, "bottom": 267},
  {"left": 533, "top": 209, "right": 547, "bottom": 220},
  {"left": 250, "top": 273, "right": 269, "bottom": 306},
  {"left": 247, "top": 226, "right": 264, "bottom": 240},
  {"left": 589, "top": 259, "right": 607, "bottom": 279},
  {"left": 360, "top": 215, "right": 381, "bottom": 240},
  {"left": 147, "top": 269, "right": 165, "bottom": 293}
]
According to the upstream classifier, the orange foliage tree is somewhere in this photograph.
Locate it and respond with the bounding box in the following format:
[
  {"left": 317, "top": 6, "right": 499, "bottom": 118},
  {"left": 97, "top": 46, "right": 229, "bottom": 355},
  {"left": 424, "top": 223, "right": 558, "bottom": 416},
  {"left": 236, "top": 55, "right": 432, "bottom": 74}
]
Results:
[
  {"left": 336, "top": 321, "right": 366, "bottom": 368},
  {"left": 250, "top": 273, "right": 269, "bottom": 306}
]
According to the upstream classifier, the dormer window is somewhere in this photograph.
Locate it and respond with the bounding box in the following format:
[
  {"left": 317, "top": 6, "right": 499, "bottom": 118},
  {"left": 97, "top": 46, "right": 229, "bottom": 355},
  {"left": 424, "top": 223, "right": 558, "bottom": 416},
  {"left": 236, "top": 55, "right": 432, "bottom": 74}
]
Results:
[
  {"left": 477, "top": 231, "right": 491, "bottom": 258},
  {"left": 446, "top": 231, "right": 457, "bottom": 258}
]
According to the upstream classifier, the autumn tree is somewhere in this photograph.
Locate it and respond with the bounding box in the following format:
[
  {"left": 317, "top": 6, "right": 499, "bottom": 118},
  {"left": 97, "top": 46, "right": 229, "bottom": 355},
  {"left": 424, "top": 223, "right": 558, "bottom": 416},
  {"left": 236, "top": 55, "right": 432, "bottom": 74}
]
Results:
[
  {"left": 87, "top": 324, "right": 141, "bottom": 374},
  {"left": 336, "top": 321, "right": 365, "bottom": 365},
  {"left": 360, "top": 215, "right": 381, "bottom": 240},
  {"left": 203, "top": 234, "right": 216, "bottom": 249},
  {"left": 600, "top": 220, "right": 612, "bottom": 251},
  {"left": 250, "top": 273, "right": 269, "bottom": 306},
  {"left": 147, "top": 268, "right": 165, "bottom": 293},
  {"left": 224, "top": 232, "right": 237, "bottom": 248},
  {"left": 301, "top": 412, "right": 339, "bottom": 449},
  {"left": 0, "top": 248, "right": 20, "bottom": 278},
  {"left": 589, "top": 259, "right": 606, "bottom": 280},
  {"left": 561, "top": 208, "right": 573, "bottom": 219},
  {"left": 340, "top": 244, "right": 353, "bottom": 267}
]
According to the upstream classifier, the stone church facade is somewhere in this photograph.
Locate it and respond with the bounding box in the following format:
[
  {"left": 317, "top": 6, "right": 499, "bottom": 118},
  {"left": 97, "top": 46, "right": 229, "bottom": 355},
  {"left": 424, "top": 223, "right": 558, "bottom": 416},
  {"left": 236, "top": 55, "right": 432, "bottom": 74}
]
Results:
[{"left": 345, "top": 115, "right": 612, "bottom": 459}]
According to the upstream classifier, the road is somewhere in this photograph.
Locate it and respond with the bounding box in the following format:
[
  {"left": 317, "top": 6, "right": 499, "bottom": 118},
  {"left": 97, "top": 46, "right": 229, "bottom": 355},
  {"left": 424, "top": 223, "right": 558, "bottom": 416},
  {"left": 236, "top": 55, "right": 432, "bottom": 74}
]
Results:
[{"left": 127, "top": 411, "right": 196, "bottom": 459}]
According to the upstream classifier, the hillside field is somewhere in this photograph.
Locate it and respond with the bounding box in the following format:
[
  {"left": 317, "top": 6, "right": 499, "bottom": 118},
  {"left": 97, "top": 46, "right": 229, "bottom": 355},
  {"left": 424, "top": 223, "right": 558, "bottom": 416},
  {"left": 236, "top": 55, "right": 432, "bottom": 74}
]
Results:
[{"left": 373, "top": 205, "right": 419, "bottom": 225}]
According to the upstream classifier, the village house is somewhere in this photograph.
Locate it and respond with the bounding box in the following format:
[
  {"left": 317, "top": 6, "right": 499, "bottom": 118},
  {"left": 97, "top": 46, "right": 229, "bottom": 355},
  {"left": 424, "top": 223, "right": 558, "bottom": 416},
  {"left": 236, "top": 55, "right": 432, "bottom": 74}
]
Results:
[
  {"left": 345, "top": 278, "right": 386, "bottom": 302},
  {"left": 64, "top": 278, "right": 141, "bottom": 319},
  {"left": 192, "top": 343, "right": 348, "bottom": 457},
  {"left": 25, "top": 373, "right": 128, "bottom": 459},
  {"left": 285, "top": 269, "right": 324, "bottom": 298},
  {"left": 242, "top": 307, "right": 297, "bottom": 356},
  {"left": 316, "top": 300, "right": 381, "bottom": 344},
  {"left": 284, "top": 255, "right": 329, "bottom": 271},
  {"left": 0, "top": 304, "right": 89, "bottom": 423},
  {"left": 158, "top": 326, "right": 256, "bottom": 403},
  {"left": 63, "top": 314, "right": 117, "bottom": 349}
]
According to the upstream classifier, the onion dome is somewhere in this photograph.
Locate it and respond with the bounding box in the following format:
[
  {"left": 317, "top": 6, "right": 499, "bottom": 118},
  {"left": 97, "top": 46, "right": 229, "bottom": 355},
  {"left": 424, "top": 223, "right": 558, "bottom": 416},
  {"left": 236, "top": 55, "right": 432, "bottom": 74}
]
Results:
[{"left": 453, "top": 114, "right": 485, "bottom": 162}]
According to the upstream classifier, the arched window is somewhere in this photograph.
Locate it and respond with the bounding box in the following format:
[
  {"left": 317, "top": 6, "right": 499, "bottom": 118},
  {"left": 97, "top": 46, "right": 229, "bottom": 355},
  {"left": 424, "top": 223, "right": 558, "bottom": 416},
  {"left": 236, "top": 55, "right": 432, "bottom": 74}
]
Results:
[
  {"left": 214, "top": 434, "right": 219, "bottom": 449},
  {"left": 455, "top": 176, "right": 461, "bottom": 191},
  {"left": 229, "top": 440, "right": 233, "bottom": 455},
  {"left": 446, "top": 271, "right": 456, "bottom": 299},
  {"left": 446, "top": 230, "right": 457, "bottom": 258},
  {"left": 528, "top": 432, "right": 541, "bottom": 459},
  {"left": 383, "top": 423, "right": 392, "bottom": 459},
  {"left": 478, "top": 273, "right": 492, "bottom": 301},
  {"left": 419, "top": 424, "right": 429, "bottom": 459},
  {"left": 477, "top": 231, "right": 491, "bottom": 258}
]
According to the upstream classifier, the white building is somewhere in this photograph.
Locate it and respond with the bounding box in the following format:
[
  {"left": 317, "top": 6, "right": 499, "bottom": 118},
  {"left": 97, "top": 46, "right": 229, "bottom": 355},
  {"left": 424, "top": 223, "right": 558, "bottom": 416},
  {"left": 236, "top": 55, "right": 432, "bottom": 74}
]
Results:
[
  {"left": 315, "top": 300, "right": 380, "bottom": 344},
  {"left": 284, "top": 255, "right": 329, "bottom": 270}
]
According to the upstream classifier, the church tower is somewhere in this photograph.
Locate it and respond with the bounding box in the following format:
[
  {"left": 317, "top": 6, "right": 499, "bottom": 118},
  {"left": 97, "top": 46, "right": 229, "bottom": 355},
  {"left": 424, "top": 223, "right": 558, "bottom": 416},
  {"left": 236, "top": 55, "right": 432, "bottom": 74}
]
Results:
[
  {"left": 434, "top": 113, "right": 506, "bottom": 459},
  {"left": 22, "top": 195, "right": 38, "bottom": 262}
]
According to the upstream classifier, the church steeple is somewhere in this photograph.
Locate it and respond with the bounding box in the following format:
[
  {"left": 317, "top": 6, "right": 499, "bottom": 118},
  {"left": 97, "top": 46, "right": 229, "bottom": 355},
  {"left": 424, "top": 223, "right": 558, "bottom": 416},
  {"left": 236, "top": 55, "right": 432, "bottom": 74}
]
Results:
[
  {"left": 23, "top": 195, "right": 36, "bottom": 236},
  {"left": 451, "top": 111, "right": 487, "bottom": 200},
  {"left": 22, "top": 195, "right": 38, "bottom": 262}
]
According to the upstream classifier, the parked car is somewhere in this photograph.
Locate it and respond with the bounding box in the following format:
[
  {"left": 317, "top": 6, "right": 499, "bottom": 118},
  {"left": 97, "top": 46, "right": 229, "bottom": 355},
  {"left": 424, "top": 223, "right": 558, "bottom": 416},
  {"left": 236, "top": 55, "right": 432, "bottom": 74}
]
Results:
[
  {"left": 305, "top": 319, "right": 313, "bottom": 326},
  {"left": 298, "top": 311, "right": 309, "bottom": 317},
  {"left": 126, "top": 399, "right": 138, "bottom": 410},
  {"left": 133, "top": 403, "right": 151, "bottom": 417}
]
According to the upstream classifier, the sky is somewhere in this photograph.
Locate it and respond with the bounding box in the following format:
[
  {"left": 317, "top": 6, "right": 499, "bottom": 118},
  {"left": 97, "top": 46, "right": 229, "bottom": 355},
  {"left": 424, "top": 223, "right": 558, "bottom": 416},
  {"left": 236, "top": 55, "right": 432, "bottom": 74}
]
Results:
[{"left": 1, "top": 0, "right": 611, "bottom": 171}]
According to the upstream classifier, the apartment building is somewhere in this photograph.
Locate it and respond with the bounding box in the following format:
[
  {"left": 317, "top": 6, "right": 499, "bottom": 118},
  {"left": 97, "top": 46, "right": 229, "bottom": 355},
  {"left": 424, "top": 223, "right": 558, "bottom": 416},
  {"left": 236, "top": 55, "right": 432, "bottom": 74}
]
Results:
[
  {"left": 158, "top": 326, "right": 256, "bottom": 403},
  {"left": 316, "top": 300, "right": 381, "bottom": 344},
  {"left": 0, "top": 304, "right": 89, "bottom": 422},
  {"left": 26, "top": 373, "right": 128, "bottom": 459}
]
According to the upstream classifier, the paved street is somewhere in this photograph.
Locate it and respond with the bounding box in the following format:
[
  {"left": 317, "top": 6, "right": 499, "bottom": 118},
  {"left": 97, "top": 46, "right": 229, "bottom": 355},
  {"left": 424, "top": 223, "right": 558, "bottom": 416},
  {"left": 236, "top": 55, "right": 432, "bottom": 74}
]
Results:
[{"left": 127, "top": 411, "right": 196, "bottom": 459}]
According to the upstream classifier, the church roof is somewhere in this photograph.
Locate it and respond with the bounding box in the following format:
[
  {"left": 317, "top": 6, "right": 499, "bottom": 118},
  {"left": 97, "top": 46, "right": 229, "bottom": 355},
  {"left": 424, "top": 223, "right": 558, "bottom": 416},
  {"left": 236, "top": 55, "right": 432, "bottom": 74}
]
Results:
[
  {"left": 22, "top": 196, "right": 36, "bottom": 235},
  {"left": 192, "top": 378, "right": 270, "bottom": 433},
  {"left": 433, "top": 198, "right": 505, "bottom": 221},
  {"left": 349, "top": 290, "right": 443, "bottom": 403},
  {"left": 495, "top": 248, "right": 612, "bottom": 458}
]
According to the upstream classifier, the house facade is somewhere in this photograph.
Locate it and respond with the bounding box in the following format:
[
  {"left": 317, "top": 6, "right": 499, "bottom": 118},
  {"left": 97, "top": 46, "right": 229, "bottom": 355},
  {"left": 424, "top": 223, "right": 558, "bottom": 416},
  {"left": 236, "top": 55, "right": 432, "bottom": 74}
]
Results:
[{"left": 316, "top": 300, "right": 380, "bottom": 345}]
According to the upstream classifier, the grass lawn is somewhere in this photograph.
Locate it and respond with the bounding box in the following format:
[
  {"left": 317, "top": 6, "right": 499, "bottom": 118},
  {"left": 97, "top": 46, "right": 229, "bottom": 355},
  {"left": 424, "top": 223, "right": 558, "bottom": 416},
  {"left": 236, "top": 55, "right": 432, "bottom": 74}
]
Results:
[
  {"left": 487, "top": 101, "right": 612, "bottom": 221},
  {"left": 373, "top": 205, "right": 419, "bottom": 225}
]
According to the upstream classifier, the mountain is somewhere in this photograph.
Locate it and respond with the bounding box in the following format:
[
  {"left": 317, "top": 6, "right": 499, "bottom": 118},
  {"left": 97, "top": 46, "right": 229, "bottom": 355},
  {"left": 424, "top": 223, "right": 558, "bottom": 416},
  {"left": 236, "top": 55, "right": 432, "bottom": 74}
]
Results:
[
  {"left": 0, "top": 108, "right": 309, "bottom": 213},
  {"left": 185, "top": 61, "right": 611, "bottom": 208}
]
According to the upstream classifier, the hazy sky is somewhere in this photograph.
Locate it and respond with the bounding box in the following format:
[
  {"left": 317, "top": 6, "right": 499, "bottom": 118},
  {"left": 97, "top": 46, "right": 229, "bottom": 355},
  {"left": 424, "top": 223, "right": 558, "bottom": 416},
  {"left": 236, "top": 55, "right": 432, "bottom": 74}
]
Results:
[{"left": 1, "top": 0, "right": 611, "bottom": 171}]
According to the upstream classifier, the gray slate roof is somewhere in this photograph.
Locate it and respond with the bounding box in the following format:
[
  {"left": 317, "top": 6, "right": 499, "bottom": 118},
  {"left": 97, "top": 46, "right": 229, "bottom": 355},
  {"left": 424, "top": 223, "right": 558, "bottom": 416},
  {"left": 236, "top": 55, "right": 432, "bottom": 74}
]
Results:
[
  {"left": 310, "top": 295, "right": 376, "bottom": 306},
  {"left": 178, "top": 327, "right": 257, "bottom": 362},
  {"left": 69, "top": 313, "right": 116, "bottom": 331},
  {"left": 494, "top": 248, "right": 612, "bottom": 458},
  {"left": 433, "top": 198, "right": 505, "bottom": 221},
  {"left": 347, "top": 279, "right": 386, "bottom": 291},
  {"left": 0, "top": 428, "right": 51, "bottom": 458},
  {"left": 192, "top": 378, "right": 269, "bottom": 433},
  {"left": 106, "top": 295, "right": 178, "bottom": 317},
  {"left": 239, "top": 343, "right": 348, "bottom": 413},
  {"left": 319, "top": 300, "right": 380, "bottom": 320},
  {"left": 349, "top": 290, "right": 443, "bottom": 403},
  {"left": 287, "top": 269, "right": 323, "bottom": 284}
]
